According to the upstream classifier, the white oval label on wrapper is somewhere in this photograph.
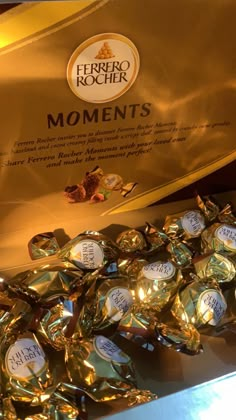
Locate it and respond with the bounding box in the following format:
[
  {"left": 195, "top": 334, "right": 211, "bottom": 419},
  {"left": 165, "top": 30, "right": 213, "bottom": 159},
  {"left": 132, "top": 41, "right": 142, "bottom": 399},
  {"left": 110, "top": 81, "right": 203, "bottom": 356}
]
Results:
[
  {"left": 71, "top": 240, "right": 104, "bottom": 269},
  {"left": 6, "top": 338, "right": 46, "bottom": 380},
  {"left": 142, "top": 261, "right": 176, "bottom": 280},
  {"left": 105, "top": 287, "right": 133, "bottom": 322},
  {"left": 67, "top": 33, "right": 140, "bottom": 103},
  {"left": 215, "top": 225, "right": 236, "bottom": 251},
  {"left": 197, "top": 289, "right": 227, "bottom": 326},
  {"left": 181, "top": 211, "right": 205, "bottom": 237},
  {"left": 94, "top": 336, "right": 130, "bottom": 364}
]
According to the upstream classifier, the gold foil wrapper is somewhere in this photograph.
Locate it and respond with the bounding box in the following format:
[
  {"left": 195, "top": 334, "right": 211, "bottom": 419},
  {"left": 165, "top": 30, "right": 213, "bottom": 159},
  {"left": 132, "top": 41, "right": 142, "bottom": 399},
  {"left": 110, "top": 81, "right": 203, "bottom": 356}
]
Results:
[
  {"left": 144, "top": 223, "right": 169, "bottom": 252},
  {"left": 65, "top": 335, "right": 136, "bottom": 402},
  {"left": 155, "top": 322, "right": 202, "bottom": 355},
  {"left": 74, "top": 275, "right": 133, "bottom": 337},
  {"left": 55, "top": 383, "right": 88, "bottom": 415},
  {"left": 194, "top": 252, "right": 236, "bottom": 284},
  {"left": 218, "top": 203, "right": 236, "bottom": 225},
  {"left": 118, "top": 305, "right": 156, "bottom": 345},
  {"left": 164, "top": 210, "right": 206, "bottom": 239},
  {"left": 7, "top": 263, "right": 83, "bottom": 303},
  {"left": 171, "top": 276, "right": 227, "bottom": 327},
  {"left": 118, "top": 257, "right": 148, "bottom": 278},
  {"left": 201, "top": 223, "right": 236, "bottom": 256},
  {"left": 196, "top": 195, "right": 236, "bottom": 225},
  {"left": 37, "top": 299, "right": 75, "bottom": 350},
  {"left": 134, "top": 260, "right": 183, "bottom": 311},
  {"left": 1, "top": 332, "right": 54, "bottom": 405},
  {"left": 0, "top": 397, "right": 17, "bottom": 420},
  {"left": 0, "top": 299, "right": 32, "bottom": 338},
  {"left": 58, "top": 231, "right": 120, "bottom": 270},
  {"left": 119, "top": 306, "right": 202, "bottom": 355},
  {"left": 167, "top": 240, "right": 193, "bottom": 267},
  {"left": 196, "top": 194, "right": 219, "bottom": 222},
  {"left": 24, "top": 391, "right": 85, "bottom": 420},
  {"left": 116, "top": 229, "right": 147, "bottom": 253},
  {"left": 28, "top": 232, "right": 60, "bottom": 260},
  {"left": 124, "top": 389, "right": 158, "bottom": 406}
]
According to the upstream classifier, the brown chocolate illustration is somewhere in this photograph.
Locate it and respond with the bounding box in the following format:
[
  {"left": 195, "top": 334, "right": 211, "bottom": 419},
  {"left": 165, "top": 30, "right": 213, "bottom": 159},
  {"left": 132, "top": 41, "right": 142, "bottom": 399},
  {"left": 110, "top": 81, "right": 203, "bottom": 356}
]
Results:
[{"left": 64, "top": 166, "right": 137, "bottom": 204}]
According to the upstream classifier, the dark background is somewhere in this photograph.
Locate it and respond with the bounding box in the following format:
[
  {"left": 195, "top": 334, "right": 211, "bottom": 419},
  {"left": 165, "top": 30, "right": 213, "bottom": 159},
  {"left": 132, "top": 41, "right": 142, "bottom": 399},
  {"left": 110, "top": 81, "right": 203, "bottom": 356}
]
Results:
[{"left": 0, "top": 3, "right": 18, "bottom": 12}]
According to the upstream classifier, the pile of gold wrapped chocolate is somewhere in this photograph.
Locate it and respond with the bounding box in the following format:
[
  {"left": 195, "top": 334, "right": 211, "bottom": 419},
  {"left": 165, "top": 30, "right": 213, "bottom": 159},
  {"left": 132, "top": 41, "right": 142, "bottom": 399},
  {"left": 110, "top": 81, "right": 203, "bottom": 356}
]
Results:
[{"left": 0, "top": 195, "right": 236, "bottom": 419}]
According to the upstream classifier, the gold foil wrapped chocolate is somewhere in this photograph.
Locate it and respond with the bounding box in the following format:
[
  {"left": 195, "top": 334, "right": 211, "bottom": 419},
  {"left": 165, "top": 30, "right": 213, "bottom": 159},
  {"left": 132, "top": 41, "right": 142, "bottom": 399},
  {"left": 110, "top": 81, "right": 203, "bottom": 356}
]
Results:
[
  {"left": 172, "top": 276, "right": 227, "bottom": 327},
  {"left": 194, "top": 252, "right": 236, "bottom": 284},
  {"left": 75, "top": 275, "right": 133, "bottom": 337},
  {"left": 119, "top": 306, "right": 202, "bottom": 355},
  {"left": 218, "top": 203, "right": 236, "bottom": 225},
  {"left": 58, "top": 231, "right": 120, "bottom": 270},
  {"left": 167, "top": 239, "right": 194, "bottom": 267},
  {"left": 37, "top": 299, "right": 75, "bottom": 350},
  {"left": 196, "top": 194, "right": 219, "bottom": 222},
  {"left": 0, "top": 299, "right": 33, "bottom": 337},
  {"left": 59, "top": 381, "right": 157, "bottom": 410},
  {"left": 7, "top": 263, "right": 83, "bottom": 303},
  {"left": 0, "top": 397, "right": 17, "bottom": 420},
  {"left": 144, "top": 223, "right": 169, "bottom": 252},
  {"left": 196, "top": 194, "right": 236, "bottom": 225},
  {"left": 201, "top": 223, "right": 236, "bottom": 256},
  {"left": 116, "top": 229, "right": 147, "bottom": 253},
  {"left": 65, "top": 335, "right": 136, "bottom": 402},
  {"left": 118, "top": 305, "right": 156, "bottom": 345},
  {"left": 28, "top": 232, "right": 60, "bottom": 260},
  {"left": 155, "top": 321, "right": 202, "bottom": 355},
  {"left": 24, "top": 391, "right": 85, "bottom": 420},
  {"left": 164, "top": 210, "right": 205, "bottom": 239},
  {"left": 0, "top": 332, "right": 54, "bottom": 405},
  {"left": 135, "top": 260, "right": 183, "bottom": 311},
  {"left": 118, "top": 257, "right": 148, "bottom": 278}
]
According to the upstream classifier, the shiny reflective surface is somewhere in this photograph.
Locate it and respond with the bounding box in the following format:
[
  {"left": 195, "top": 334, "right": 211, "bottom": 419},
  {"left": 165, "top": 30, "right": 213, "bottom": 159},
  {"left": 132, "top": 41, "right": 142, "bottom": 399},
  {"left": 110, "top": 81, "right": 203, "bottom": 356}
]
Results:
[
  {"left": 106, "top": 372, "right": 236, "bottom": 420},
  {"left": 28, "top": 232, "right": 60, "bottom": 260}
]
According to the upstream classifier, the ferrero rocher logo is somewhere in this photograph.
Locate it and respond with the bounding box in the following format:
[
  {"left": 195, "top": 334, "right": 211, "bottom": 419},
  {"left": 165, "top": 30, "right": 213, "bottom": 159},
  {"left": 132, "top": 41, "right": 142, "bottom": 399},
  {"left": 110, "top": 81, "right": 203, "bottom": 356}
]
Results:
[
  {"left": 95, "top": 42, "right": 115, "bottom": 59},
  {"left": 67, "top": 33, "right": 140, "bottom": 103}
]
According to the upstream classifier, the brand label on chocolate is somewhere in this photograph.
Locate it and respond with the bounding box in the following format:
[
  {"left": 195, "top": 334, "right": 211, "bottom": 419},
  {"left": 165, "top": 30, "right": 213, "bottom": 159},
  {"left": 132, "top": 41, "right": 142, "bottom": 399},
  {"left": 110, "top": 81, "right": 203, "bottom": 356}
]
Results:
[
  {"left": 215, "top": 225, "right": 236, "bottom": 251},
  {"left": 67, "top": 33, "right": 140, "bottom": 103},
  {"left": 72, "top": 240, "right": 104, "bottom": 269},
  {"left": 197, "top": 289, "right": 227, "bottom": 326},
  {"left": 142, "top": 261, "right": 176, "bottom": 280},
  {"left": 105, "top": 287, "right": 133, "bottom": 322},
  {"left": 181, "top": 211, "right": 205, "bottom": 236},
  {"left": 6, "top": 338, "right": 46, "bottom": 380},
  {"left": 94, "top": 336, "right": 130, "bottom": 364}
]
